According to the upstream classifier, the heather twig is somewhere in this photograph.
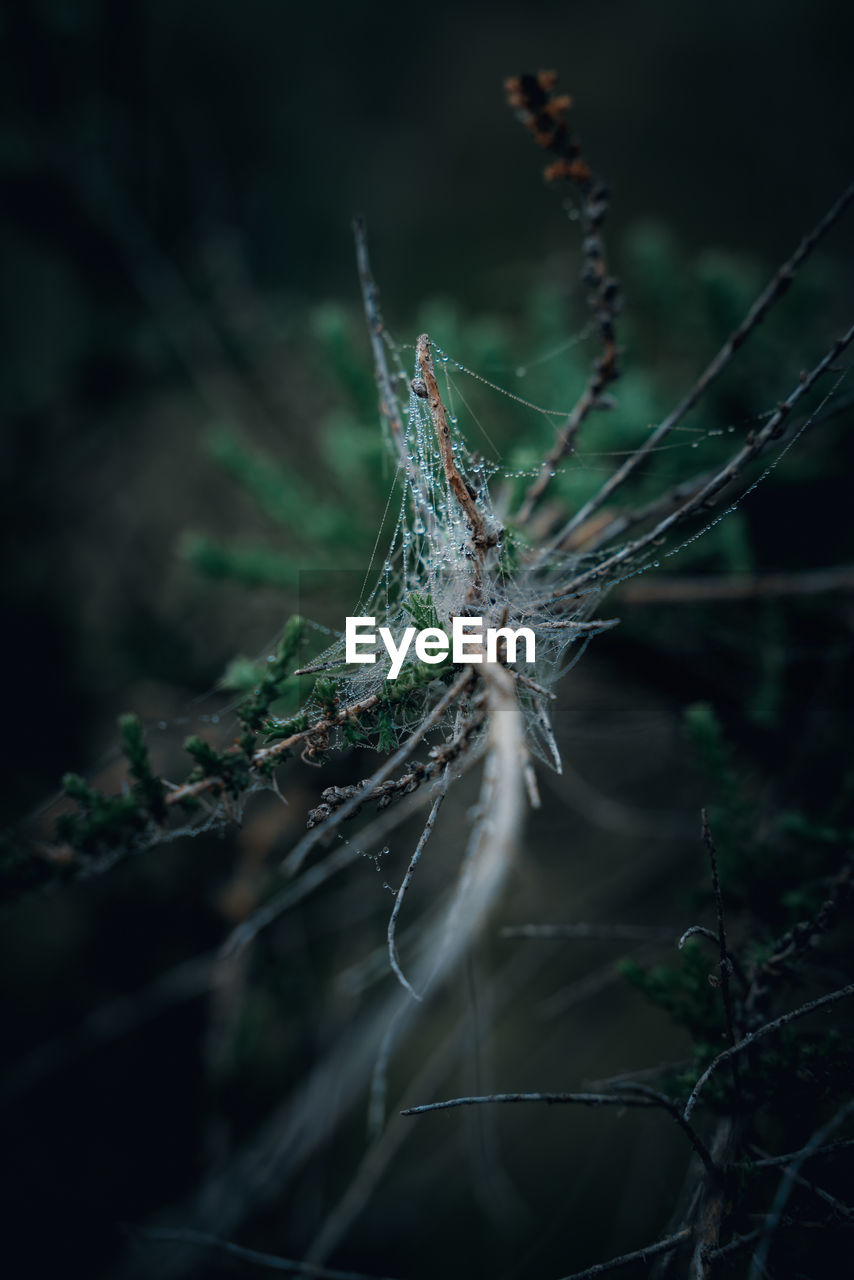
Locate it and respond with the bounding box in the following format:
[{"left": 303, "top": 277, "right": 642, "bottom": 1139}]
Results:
[
  {"left": 683, "top": 981, "right": 854, "bottom": 1122},
  {"left": 505, "top": 72, "right": 621, "bottom": 524},
  {"left": 550, "top": 178, "right": 854, "bottom": 548}
]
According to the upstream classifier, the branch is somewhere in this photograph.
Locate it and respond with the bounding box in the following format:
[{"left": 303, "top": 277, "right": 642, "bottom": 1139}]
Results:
[
  {"left": 550, "top": 322, "right": 854, "bottom": 602},
  {"left": 502, "top": 923, "right": 676, "bottom": 941},
  {"left": 701, "top": 810, "right": 741, "bottom": 1056},
  {"left": 387, "top": 770, "right": 450, "bottom": 1000},
  {"left": 617, "top": 564, "right": 854, "bottom": 605},
  {"left": 683, "top": 981, "right": 854, "bottom": 1122},
  {"left": 401, "top": 1091, "right": 661, "bottom": 1117},
  {"left": 415, "top": 333, "right": 498, "bottom": 554},
  {"left": 354, "top": 218, "right": 435, "bottom": 533},
  {"left": 554, "top": 1228, "right": 692, "bottom": 1280},
  {"left": 552, "top": 178, "right": 854, "bottom": 546},
  {"left": 504, "top": 72, "right": 620, "bottom": 524},
  {"left": 280, "top": 668, "right": 476, "bottom": 875}
]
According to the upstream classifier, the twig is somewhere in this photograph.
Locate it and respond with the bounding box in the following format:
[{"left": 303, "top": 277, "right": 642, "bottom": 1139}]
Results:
[
  {"left": 164, "top": 691, "right": 385, "bottom": 809},
  {"left": 353, "top": 216, "right": 406, "bottom": 460},
  {"left": 702, "top": 810, "right": 741, "bottom": 1060},
  {"left": 746, "top": 1137, "right": 854, "bottom": 1170},
  {"left": 683, "top": 981, "right": 854, "bottom": 1122},
  {"left": 281, "top": 668, "right": 475, "bottom": 876},
  {"left": 553, "top": 1228, "right": 692, "bottom": 1280},
  {"left": 550, "top": 323, "right": 854, "bottom": 602},
  {"left": 551, "top": 178, "right": 854, "bottom": 547},
  {"left": 749, "top": 1146, "right": 854, "bottom": 1220},
  {"left": 502, "top": 923, "right": 676, "bottom": 941},
  {"left": 401, "top": 1090, "right": 661, "bottom": 1116},
  {"left": 558, "top": 472, "right": 711, "bottom": 555},
  {"left": 617, "top": 564, "right": 854, "bottom": 605},
  {"left": 416, "top": 333, "right": 498, "bottom": 554},
  {"left": 505, "top": 72, "right": 620, "bottom": 524},
  {"left": 615, "top": 1082, "right": 719, "bottom": 1181},
  {"left": 387, "top": 770, "right": 450, "bottom": 1000},
  {"left": 747, "top": 1099, "right": 854, "bottom": 1278},
  {"left": 354, "top": 217, "right": 435, "bottom": 534}
]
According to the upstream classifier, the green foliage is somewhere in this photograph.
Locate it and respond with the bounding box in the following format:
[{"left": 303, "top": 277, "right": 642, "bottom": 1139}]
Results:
[
  {"left": 119, "top": 713, "right": 167, "bottom": 822},
  {"left": 236, "top": 615, "right": 306, "bottom": 734},
  {"left": 621, "top": 939, "right": 723, "bottom": 1052}
]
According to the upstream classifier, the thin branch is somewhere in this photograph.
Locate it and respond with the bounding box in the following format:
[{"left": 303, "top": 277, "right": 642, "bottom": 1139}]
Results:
[
  {"left": 387, "top": 770, "right": 450, "bottom": 1000},
  {"left": 702, "top": 810, "right": 741, "bottom": 1058},
  {"left": 749, "top": 1146, "right": 854, "bottom": 1220},
  {"left": 550, "top": 322, "right": 854, "bottom": 602},
  {"left": 505, "top": 72, "right": 620, "bottom": 524},
  {"left": 353, "top": 216, "right": 407, "bottom": 459},
  {"left": 552, "top": 178, "right": 854, "bottom": 546},
  {"left": 416, "top": 333, "right": 498, "bottom": 554},
  {"left": 556, "top": 472, "right": 711, "bottom": 555},
  {"left": 554, "top": 1228, "right": 692, "bottom": 1280},
  {"left": 281, "top": 668, "right": 476, "bottom": 876},
  {"left": 353, "top": 217, "right": 435, "bottom": 534},
  {"left": 502, "top": 923, "right": 676, "bottom": 941},
  {"left": 683, "top": 981, "right": 854, "bottom": 1122},
  {"left": 615, "top": 1082, "right": 719, "bottom": 1181},
  {"left": 617, "top": 564, "right": 854, "bottom": 605},
  {"left": 748, "top": 1099, "right": 854, "bottom": 1278},
  {"left": 746, "top": 1137, "right": 854, "bottom": 1170},
  {"left": 164, "top": 691, "right": 385, "bottom": 809},
  {"left": 401, "top": 1091, "right": 661, "bottom": 1117}
]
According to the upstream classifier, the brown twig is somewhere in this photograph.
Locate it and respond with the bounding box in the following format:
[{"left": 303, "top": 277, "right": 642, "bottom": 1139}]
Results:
[
  {"left": 505, "top": 72, "right": 620, "bottom": 524},
  {"left": 415, "top": 333, "right": 498, "bottom": 555}
]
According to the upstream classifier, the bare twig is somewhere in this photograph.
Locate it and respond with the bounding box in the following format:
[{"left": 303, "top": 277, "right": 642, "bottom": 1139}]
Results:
[
  {"left": 505, "top": 72, "right": 621, "bottom": 524},
  {"left": 551, "top": 178, "right": 854, "bottom": 547},
  {"left": 746, "top": 1137, "right": 854, "bottom": 1170},
  {"left": 387, "top": 770, "right": 450, "bottom": 1000},
  {"left": 354, "top": 218, "right": 436, "bottom": 535},
  {"left": 683, "top": 981, "right": 854, "bottom": 1122},
  {"left": 554, "top": 1228, "right": 692, "bottom": 1280},
  {"left": 502, "top": 922, "right": 676, "bottom": 942},
  {"left": 701, "top": 810, "right": 741, "bottom": 1059},
  {"left": 747, "top": 1099, "right": 854, "bottom": 1278},
  {"left": 401, "top": 1090, "right": 661, "bottom": 1117},
  {"left": 615, "top": 1082, "right": 719, "bottom": 1180},
  {"left": 617, "top": 564, "right": 854, "bottom": 605},
  {"left": 549, "top": 323, "right": 854, "bottom": 603}
]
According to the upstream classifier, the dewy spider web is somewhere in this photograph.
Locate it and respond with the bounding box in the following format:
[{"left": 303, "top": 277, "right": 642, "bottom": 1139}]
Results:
[{"left": 271, "top": 336, "right": 616, "bottom": 774}]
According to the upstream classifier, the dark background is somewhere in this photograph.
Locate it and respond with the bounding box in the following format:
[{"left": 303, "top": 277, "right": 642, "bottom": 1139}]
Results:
[{"left": 1, "top": 2, "right": 853, "bottom": 1278}]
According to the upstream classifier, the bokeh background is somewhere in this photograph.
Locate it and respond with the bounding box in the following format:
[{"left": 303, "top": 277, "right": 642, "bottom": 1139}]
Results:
[{"left": 1, "top": 2, "right": 853, "bottom": 1278}]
